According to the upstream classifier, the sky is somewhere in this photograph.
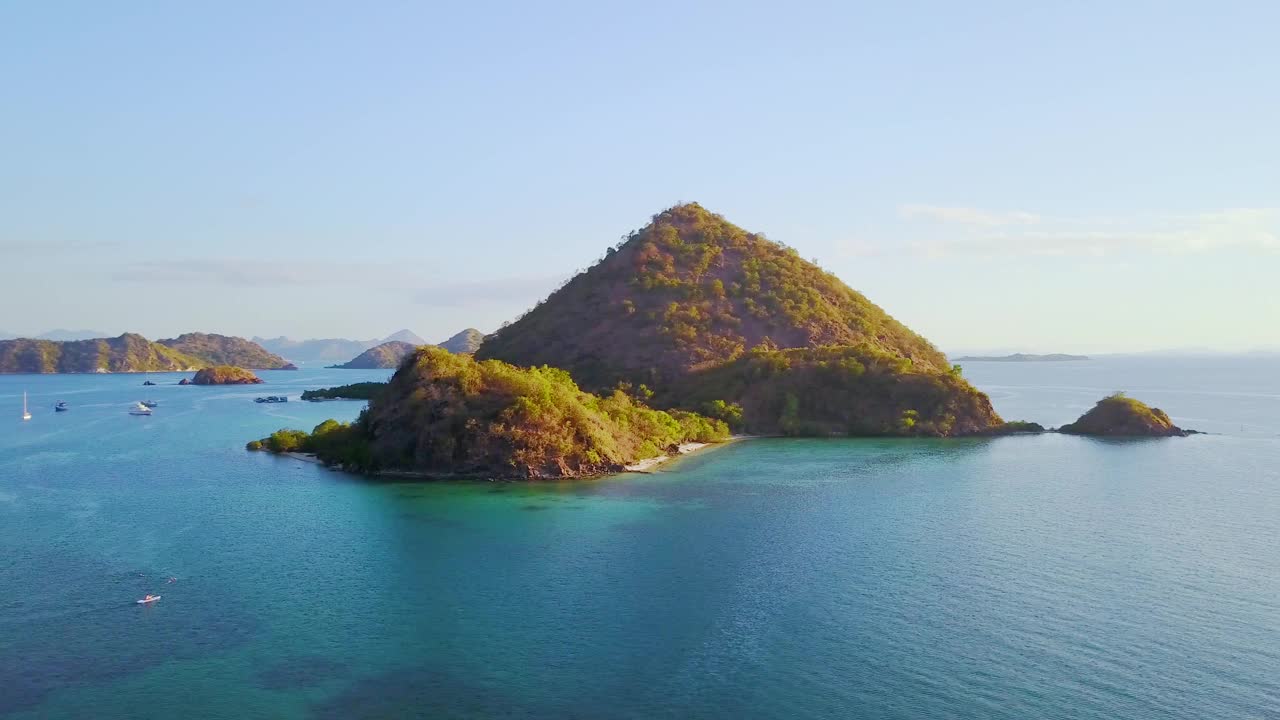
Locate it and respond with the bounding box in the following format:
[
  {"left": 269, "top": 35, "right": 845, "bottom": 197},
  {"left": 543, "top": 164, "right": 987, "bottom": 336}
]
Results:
[{"left": 2, "top": 1, "right": 1278, "bottom": 352}]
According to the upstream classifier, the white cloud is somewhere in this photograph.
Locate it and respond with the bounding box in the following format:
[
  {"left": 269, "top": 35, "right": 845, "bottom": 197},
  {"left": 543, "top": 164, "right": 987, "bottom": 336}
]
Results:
[{"left": 899, "top": 206, "right": 1280, "bottom": 257}]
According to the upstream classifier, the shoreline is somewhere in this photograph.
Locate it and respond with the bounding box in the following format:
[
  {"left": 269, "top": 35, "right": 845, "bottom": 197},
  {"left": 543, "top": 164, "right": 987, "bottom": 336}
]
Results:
[
  {"left": 623, "top": 436, "right": 744, "bottom": 473},
  {"left": 264, "top": 438, "right": 747, "bottom": 481}
]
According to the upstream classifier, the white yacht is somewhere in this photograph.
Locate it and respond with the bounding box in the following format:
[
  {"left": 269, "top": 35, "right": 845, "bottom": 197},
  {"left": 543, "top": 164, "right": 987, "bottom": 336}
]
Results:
[{"left": 128, "top": 402, "right": 153, "bottom": 416}]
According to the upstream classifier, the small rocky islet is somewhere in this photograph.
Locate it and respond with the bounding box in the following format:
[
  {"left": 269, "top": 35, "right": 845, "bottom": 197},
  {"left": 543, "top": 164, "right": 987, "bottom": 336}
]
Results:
[
  {"left": 191, "top": 366, "right": 264, "bottom": 385},
  {"left": 1058, "top": 393, "right": 1193, "bottom": 437}
]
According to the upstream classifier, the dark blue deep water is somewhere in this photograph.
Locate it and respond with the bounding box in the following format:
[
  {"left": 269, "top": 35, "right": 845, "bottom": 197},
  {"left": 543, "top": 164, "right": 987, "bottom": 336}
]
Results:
[{"left": 1, "top": 359, "right": 1278, "bottom": 719}]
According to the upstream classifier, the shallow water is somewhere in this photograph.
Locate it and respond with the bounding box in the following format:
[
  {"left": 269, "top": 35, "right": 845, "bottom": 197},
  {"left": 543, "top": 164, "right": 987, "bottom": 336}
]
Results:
[{"left": 1, "top": 360, "right": 1278, "bottom": 719}]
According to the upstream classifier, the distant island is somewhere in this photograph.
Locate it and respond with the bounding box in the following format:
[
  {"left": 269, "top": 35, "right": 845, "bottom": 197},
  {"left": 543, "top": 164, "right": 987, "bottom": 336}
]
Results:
[
  {"left": 0, "top": 334, "right": 204, "bottom": 373},
  {"left": 0, "top": 332, "right": 294, "bottom": 374},
  {"left": 953, "top": 353, "right": 1089, "bottom": 362},
  {"left": 330, "top": 328, "right": 487, "bottom": 369},
  {"left": 158, "top": 332, "right": 295, "bottom": 369},
  {"left": 191, "top": 366, "right": 263, "bottom": 385},
  {"left": 330, "top": 341, "right": 417, "bottom": 369},
  {"left": 255, "top": 329, "right": 427, "bottom": 366}
]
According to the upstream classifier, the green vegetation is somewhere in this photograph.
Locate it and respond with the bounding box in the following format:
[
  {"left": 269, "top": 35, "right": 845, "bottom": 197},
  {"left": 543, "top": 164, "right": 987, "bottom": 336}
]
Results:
[
  {"left": 473, "top": 203, "right": 1000, "bottom": 437},
  {"left": 438, "top": 328, "right": 485, "bottom": 354},
  {"left": 0, "top": 333, "right": 205, "bottom": 373},
  {"left": 479, "top": 203, "right": 949, "bottom": 392},
  {"left": 332, "top": 341, "right": 417, "bottom": 369},
  {"left": 1058, "top": 393, "right": 1189, "bottom": 437},
  {"left": 669, "top": 344, "right": 1000, "bottom": 436},
  {"left": 159, "top": 333, "right": 294, "bottom": 369},
  {"left": 247, "top": 420, "right": 373, "bottom": 468},
  {"left": 301, "top": 382, "right": 387, "bottom": 401},
  {"left": 988, "top": 420, "right": 1047, "bottom": 434},
  {"left": 191, "top": 365, "right": 263, "bottom": 385},
  {"left": 256, "top": 347, "right": 728, "bottom": 478}
]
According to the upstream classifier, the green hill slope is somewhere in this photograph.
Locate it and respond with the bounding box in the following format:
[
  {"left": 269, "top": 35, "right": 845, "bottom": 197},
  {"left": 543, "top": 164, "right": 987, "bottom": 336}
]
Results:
[
  {"left": 478, "top": 203, "right": 999, "bottom": 436},
  {"left": 480, "top": 203, "right": 947, "bottom": 387},
  {"left": 254, "top": 347, "right": 727, "bottom": 478}
]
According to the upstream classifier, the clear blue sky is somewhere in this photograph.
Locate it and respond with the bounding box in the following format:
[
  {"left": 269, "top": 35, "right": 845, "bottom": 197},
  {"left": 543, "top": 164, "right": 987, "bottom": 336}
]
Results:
[{"left": 3, "top": 1, "right": 1277, "bottom": 352}]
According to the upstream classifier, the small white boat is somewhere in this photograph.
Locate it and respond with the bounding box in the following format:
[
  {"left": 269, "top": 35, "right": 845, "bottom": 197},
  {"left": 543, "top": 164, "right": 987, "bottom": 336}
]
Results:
[
  {"left": 136, "top": 594, "right": 161, "bottom": 604},
  {"left": 129, "top": 402, "right": 153, "bottom": 416},
  {"left": 22, "top": 391, "right": 31, "bottom": 421}
]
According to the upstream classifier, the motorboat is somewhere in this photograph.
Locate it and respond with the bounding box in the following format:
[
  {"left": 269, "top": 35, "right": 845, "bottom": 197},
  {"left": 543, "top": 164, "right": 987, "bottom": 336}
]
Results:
[
  {"left": 136, "top": 594, "right": 161, "bottom": 604},
  {"left": 129, "top": 402, "right": 153, "bottom": 416},
  {"left": 55, "top": 401, "right": 69, "bottom": 412}
]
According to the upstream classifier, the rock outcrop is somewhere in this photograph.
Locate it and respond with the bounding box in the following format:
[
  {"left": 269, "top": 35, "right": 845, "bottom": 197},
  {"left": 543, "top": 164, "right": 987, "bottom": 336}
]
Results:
[
  {"left": 1059, "top": 393, "right": 1190, "bottom": 436},
  {"left": 190, "top": 366, "right": 264, "bottom": 385}
]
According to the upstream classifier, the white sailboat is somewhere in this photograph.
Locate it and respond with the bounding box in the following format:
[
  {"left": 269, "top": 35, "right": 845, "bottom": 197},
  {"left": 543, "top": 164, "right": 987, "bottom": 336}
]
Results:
[{"left": 22, "top": 391, "right": 31, "bottom": 421}]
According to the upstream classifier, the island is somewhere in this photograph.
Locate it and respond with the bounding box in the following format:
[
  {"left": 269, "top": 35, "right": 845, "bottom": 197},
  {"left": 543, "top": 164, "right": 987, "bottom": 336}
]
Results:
[
  {"left": 251, "top": 204, "right": 1047, "bottom": 480},
  {"left": 1058, "top": 393, "right": 1193, "bottom": 437},
  {"left": 0, "top": 332, "right": 295, "bottom": 373},
  {"left": 331, "top": 329, "right": 487, "bottom": 368},
  {"left": 301, "top": 382, "right": 386, "bottom": 401},
  {"left": 191, "top": 365, "right": 263, "bottom": 385},
  {"left": 330, "top": 341, "right": 417, "bottom": 369},
  {"left": 255, "top": 336, "right": 381, "bottom": 366},
  {"left": 953, "top": 353, "right": 1089, "bottom": 362},
  {"left": 0, "top": 333, "right": 203, "bottom": 373},
  {"left": 158, "top": 332, "right": 296, "bottom": 369},
  {"left": 250, "top": 348, "right": 728, "bottom": 478}
]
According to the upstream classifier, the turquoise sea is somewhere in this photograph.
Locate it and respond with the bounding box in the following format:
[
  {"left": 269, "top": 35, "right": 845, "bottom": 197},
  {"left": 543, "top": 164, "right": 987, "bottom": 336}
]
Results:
[{"left": 1, "top": 359, "right": 1278, "bottom": 719}]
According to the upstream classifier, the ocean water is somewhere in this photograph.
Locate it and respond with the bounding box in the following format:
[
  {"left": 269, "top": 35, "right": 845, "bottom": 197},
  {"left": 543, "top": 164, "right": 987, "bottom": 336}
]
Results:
[{"left": 1, "top": 360, "right": 1277, "bottom": 719}]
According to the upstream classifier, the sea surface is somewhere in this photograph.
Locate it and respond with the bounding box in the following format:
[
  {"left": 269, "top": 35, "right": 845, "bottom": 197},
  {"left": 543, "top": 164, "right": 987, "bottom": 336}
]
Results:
[{"left": 1, "top": 359, "right": 1278, "bottom": 719}]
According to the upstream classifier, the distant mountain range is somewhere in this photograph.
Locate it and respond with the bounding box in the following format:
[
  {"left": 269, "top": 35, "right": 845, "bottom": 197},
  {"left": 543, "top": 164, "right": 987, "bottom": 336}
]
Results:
[
  {"left": 254, "top": 336, "right": 379, "bottom": 366},
  {"left": 254, "top": 330, "right": 425, "bottom": 366}
]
